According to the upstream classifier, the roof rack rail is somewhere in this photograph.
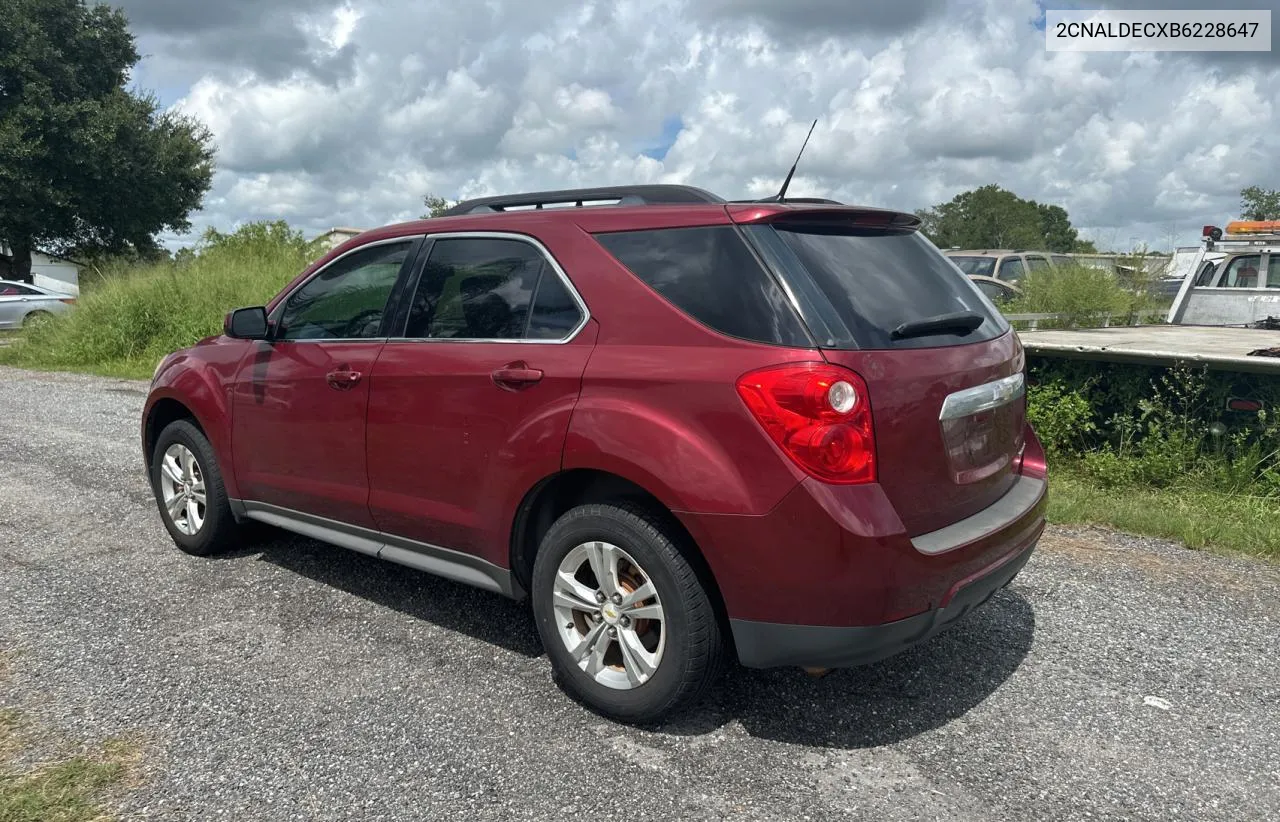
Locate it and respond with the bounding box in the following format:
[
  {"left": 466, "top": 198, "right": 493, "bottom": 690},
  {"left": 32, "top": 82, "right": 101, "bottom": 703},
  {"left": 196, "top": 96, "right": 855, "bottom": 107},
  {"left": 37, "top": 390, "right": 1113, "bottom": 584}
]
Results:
[
  {"left": 729, "top": 197, "right": 844, "bottom": 205},
  {"left": 440, "top": 185, "right": 725, "bottom": 216}
]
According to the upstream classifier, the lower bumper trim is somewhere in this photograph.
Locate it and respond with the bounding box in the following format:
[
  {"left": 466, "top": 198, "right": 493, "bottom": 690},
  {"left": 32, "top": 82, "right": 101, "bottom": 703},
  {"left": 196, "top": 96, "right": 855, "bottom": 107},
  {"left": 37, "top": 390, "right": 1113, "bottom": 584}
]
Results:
[{"left": 730, "top": 537, "right": 1037, "bottom": 669}]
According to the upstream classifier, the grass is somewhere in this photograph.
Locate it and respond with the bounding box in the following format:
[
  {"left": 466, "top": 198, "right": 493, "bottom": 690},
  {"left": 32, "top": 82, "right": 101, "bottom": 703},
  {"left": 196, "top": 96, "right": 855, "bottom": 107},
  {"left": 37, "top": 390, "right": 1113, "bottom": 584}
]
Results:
[
  {"left": 0, "top": 222, "right": 314, "bottom": 379},
  {"left": 0, "top": 654, "right": 140, "bottom": 822},
  {"left": 1048, "top": 467, "right": 1280, "bottom": 559}
]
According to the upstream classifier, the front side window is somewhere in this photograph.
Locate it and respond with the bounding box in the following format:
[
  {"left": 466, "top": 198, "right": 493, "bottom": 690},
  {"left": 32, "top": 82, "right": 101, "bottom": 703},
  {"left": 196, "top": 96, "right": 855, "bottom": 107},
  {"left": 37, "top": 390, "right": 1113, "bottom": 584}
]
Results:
[
  {"left": 997, "top": 257, "right": 1026, "bottom": 282},
  {"left": 403, "top": 237, "right": 583, "bottom": 340},
  {"left": 1221, "top": 255, "right": 1262, "bottom": 288},
  {"left": 277, "top": 241, "right": 412, "bottom": 340}
]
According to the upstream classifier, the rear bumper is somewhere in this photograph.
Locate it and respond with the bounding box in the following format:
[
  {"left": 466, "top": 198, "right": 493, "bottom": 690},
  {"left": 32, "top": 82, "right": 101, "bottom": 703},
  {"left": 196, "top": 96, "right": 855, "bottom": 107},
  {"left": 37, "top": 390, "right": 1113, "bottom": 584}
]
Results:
[
  {"left": 678, "top": 424, "right": 1049, "bottom": 668},
  {"left": 730, "top": 529, "right": 1038, "bottom": 668}
]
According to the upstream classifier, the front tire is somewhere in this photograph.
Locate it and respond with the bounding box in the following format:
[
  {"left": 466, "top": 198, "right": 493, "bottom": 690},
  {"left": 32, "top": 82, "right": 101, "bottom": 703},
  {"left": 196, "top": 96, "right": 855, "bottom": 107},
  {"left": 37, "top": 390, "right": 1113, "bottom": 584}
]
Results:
[
  {"left": 531, "top": 502, "right": 724, "bottom": 724},
  {"left": 150, "top": 420, "right": 240, "bottom": 556}
]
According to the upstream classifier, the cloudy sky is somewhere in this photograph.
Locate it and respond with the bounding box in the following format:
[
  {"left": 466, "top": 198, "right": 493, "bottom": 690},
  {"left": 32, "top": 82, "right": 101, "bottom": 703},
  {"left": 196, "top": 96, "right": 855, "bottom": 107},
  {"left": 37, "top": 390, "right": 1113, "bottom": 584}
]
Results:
[{"left": 116, "top": 0, "right": 1279, "bottom": 251}]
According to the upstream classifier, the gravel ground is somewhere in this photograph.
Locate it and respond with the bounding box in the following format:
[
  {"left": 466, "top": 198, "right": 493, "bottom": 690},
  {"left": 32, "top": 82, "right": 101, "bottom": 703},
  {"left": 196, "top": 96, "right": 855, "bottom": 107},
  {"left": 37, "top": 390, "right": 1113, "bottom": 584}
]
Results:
[{"left": 1, "top": 364, "right": 1278, "bottom": 821}]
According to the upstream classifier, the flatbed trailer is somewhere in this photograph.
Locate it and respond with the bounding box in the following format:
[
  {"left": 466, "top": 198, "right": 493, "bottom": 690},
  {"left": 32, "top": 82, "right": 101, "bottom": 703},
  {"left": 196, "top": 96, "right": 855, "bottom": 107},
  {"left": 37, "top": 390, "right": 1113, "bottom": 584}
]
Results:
[{"left": 1018, "top": 324, "right": 1280, "bottom": 375}]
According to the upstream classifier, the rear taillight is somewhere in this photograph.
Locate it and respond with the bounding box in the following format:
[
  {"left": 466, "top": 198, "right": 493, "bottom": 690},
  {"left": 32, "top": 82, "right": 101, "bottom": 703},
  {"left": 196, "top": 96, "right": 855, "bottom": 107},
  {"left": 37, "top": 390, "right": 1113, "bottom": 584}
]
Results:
[
  {"left": 736, "top": 363, "right": 876, "bottom": 484},
  {"left": 58, "top": 298, "right": 76, "bottom": 305}
]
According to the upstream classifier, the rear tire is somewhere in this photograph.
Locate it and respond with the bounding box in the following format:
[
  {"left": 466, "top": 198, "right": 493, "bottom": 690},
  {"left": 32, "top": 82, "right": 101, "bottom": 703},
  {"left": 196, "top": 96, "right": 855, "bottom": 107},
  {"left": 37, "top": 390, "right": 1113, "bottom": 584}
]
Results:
[
  {"left": 22, "top": 311, "right": 52, "bottom": 329},
  {"left": 531, "top": 502, "right": 724, "bottom": 724},
  {"left": 150, "top": 420, "right": 240, "bottom": 557}
]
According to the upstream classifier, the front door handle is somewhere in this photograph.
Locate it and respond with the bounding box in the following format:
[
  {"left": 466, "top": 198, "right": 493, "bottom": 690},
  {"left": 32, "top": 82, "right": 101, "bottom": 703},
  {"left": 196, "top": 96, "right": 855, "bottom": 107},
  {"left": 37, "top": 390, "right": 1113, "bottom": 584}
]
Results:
[
  {"left": 492, "top": 362, "right": 544, "bottom": 391},
  {"left": 326, "top": 369, "right": 363, "bottom": 390}
]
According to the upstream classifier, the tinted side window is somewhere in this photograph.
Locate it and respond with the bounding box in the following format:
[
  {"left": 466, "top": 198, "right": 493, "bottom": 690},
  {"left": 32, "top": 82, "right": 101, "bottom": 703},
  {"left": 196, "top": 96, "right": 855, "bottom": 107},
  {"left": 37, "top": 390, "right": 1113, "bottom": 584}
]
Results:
[
  {"left": 1268, "top": 256, "right": 1280, "bottom": 289},
  {"left": 1, "top": 284, "right": 40, "bottom": 296},
  {"left": 405, "top": 238, "right": 547, "bottom": 340},
  {"left": 278, "top": 242, "right": 411, "bottom": 340},
  {"left": 594, "top": 226, "right": 810, "bottom": 347},
  {"left": 1026, "top": 256, "right": 1051, "bottom": 272},
  {"left": 998, "top": 257, "right": 1026, "bottom": 281}
]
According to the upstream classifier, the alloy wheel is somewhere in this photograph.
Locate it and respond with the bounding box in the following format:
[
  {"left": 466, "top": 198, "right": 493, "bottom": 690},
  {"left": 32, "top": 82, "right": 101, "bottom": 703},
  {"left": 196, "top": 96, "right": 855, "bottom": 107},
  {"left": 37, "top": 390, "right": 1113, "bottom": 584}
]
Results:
[
  {"left": 158, "top": 443, "right": 206, "bottom": 536},
  {"left": 551, "top": 541, "right": 666, "bottom": 690}
]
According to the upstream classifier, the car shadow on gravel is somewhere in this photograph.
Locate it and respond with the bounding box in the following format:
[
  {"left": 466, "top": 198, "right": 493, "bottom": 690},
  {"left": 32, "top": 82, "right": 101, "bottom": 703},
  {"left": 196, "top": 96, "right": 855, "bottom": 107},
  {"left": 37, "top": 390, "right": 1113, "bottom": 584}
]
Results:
[
  {"left": 242, "top": 532, "right": 544, "bottom": 658},
  {"left": 234, "top": 530, "right": 1033, "bottom": 748},
  {"left": 661, "top": 588, "right": 1036, "bottom": 748}
]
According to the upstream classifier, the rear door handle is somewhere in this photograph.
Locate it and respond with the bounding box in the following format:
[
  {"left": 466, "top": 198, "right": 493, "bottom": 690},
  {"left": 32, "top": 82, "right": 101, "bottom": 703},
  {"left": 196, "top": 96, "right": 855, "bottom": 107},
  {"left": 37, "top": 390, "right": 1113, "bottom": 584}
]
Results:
[
  {"left": 491, "top": 362, "right": 544, "bottom": 391},
  {"left": 326, "top": 369, "right": 363, "bottom": 390}
]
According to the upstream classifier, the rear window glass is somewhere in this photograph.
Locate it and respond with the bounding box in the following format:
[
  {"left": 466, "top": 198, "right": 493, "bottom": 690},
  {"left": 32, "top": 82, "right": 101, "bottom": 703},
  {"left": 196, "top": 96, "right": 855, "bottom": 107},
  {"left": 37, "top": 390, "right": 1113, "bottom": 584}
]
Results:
[
  {"left": 594, "top": 226, "right": 811, "bottom": 347},
  {"left": 947, "top": 256, "right": 996, "bottom": 278},
  {"left": 743, "top": 225, "right": 1007, "bottom": 351}
]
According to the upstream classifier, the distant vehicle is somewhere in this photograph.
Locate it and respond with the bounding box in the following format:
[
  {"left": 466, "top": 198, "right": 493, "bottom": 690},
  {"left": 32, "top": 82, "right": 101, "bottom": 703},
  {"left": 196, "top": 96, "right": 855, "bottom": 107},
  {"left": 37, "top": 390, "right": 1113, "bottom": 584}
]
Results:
[
  {"left": 0, "top": 280, "right": 76, "bottom": 329},
  {"left": 1167, "top": 222, "right": 1280, "bottom": 326},
  {"left": 944, "top": 250, "right": 1064, "bottom": 286},
  {"left": 970, "top": 275, "right": 1023, "bottom": 305}
]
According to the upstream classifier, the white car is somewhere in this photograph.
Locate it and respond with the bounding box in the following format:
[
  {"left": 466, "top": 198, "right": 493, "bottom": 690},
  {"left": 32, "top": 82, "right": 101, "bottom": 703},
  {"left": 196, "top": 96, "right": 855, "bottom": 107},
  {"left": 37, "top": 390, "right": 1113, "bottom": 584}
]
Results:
[{"left": 0, "top": 280, "right": 77, "bottom": 329}]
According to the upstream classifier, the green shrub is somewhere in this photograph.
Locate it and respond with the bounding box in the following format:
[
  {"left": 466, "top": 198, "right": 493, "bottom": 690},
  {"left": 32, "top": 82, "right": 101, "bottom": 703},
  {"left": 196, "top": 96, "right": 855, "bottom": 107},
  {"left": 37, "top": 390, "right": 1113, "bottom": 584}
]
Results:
[
  {"left": 0, "top": 221, "right": 314, "bottom": 378},
  {"left": 1007, "top": 263, "right": 1148, "bottom": 327},
  {"left": 1025, "top": 378, "right": 1096, "bottom": 457}
]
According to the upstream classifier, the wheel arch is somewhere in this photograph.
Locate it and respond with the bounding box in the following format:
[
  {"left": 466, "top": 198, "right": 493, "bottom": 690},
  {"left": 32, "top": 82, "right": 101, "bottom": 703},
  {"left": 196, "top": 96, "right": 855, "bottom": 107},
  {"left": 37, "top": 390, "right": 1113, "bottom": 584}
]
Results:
[
  {"left": 509, "top": 468, "right": 735, "bottom": 657},
  {"left": 144, "top": 397, "right": 207, "bottom": 464}
]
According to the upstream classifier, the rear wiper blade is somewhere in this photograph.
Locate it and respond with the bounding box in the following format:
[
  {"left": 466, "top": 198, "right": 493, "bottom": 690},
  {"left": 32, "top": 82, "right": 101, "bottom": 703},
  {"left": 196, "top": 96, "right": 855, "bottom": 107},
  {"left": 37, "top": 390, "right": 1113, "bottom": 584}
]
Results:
[{"left": 890, "top": 311, "right": 985, "bottom": 341}]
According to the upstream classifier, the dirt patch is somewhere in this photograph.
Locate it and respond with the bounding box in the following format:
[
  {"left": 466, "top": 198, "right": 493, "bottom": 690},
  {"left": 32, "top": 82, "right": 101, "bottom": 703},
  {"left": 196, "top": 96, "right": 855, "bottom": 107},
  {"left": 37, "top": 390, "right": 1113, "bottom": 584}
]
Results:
[{"left": 1039, "top": 526, "right": 1280, "bottom": 596}]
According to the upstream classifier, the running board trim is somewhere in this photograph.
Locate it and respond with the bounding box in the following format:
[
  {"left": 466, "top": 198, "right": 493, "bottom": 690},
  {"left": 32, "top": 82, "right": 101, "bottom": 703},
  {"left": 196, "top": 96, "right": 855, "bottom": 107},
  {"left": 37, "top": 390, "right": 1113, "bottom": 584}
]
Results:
[{"left": 234, "top": 500, "right": 522, "bottom": 598}]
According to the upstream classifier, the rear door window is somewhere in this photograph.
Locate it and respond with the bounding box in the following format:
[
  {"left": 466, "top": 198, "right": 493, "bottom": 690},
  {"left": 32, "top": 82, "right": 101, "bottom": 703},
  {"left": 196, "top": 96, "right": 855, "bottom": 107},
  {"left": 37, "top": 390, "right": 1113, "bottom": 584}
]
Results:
[
  {"left": 743, "top": 224, "right": 1006, "bottom": 351},
  {"left": 403, "top": 236, "right": 584, "bottom": 340},
  {"left": 1026, "top": 256, "right": 1051, "bottom": 272},
  {"left": 594, "top": 226, "right": 811, "bottom": 347}
]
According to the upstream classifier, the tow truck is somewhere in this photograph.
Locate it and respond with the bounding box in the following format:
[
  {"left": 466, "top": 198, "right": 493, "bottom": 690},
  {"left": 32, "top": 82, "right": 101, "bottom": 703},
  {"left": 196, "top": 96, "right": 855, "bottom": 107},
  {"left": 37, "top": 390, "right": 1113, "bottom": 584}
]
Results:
[{"left": 1017, "top": 221, "right": 1280, "bottom": 375}]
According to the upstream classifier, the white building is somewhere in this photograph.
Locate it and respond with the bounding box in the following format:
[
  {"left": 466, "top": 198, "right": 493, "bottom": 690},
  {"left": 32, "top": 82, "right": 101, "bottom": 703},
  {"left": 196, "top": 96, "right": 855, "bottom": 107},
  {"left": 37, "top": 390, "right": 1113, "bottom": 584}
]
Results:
[{"left": 0, "top": 243, "right": 81, "bottom": 295}]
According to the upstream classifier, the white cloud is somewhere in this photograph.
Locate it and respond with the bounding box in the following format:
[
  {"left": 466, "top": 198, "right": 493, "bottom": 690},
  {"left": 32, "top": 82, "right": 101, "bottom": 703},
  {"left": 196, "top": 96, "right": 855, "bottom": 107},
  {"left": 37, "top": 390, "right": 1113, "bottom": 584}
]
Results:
[{"left": 145, "top": 0, "right": 1280, "bottom": 252}]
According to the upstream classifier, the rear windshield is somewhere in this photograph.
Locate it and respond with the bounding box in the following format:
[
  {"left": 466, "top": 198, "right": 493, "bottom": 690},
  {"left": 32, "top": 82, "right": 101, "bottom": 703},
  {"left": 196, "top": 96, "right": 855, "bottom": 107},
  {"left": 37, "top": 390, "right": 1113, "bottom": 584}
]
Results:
[
  {"left": 947, "top": 255, "right": 997, "bottom": 278},
  {"left": 743, "top": 224, "right": 1008, "bottom": 350}
]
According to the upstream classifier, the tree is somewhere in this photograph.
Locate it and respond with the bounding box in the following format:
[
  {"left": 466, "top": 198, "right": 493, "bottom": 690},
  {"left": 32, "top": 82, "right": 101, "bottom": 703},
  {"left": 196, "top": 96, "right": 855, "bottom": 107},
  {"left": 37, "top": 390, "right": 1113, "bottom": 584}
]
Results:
[
  {"left": 1240, "top": 186, "right": 1280, "bottom": 221},
  {"left": 0, "top": 0, "right": 214, "bottom": 282},
  {"left": 916, "top": 185, "right": 1091, "bottom": 253},
  {"left": 422, "top": 193, "right": 457, "bottom": 218}
]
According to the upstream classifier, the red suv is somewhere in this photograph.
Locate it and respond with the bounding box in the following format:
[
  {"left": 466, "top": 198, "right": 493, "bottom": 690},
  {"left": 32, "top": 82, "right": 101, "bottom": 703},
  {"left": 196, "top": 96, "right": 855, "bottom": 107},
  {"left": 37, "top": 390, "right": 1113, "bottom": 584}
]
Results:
[{"left": 143, "top": 185, "right": 1047, "bottom": 723}]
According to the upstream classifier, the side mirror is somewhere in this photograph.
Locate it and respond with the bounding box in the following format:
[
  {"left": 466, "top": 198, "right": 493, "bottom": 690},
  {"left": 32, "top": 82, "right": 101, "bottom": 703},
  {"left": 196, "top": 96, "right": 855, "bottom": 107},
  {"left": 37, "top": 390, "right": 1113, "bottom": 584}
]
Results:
[{"left": 224, "top": 306, "right": 270, "bottom": 340}]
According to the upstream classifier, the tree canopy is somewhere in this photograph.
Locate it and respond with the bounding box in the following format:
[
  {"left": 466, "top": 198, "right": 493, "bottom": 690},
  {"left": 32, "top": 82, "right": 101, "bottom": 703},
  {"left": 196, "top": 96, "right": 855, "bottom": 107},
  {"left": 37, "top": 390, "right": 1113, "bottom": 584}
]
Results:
[
  {"left": 915, "top": 185, "right": 1095, "bottom": 253},
  {"left": 1240, "top": 186, "right": 1280, "bottom": 221},
  {"left": 422, "top": 193, "right": 457, "bottom": 218},
  {"left": 0, "top": 0, "right": 215, "bottom": 282}
]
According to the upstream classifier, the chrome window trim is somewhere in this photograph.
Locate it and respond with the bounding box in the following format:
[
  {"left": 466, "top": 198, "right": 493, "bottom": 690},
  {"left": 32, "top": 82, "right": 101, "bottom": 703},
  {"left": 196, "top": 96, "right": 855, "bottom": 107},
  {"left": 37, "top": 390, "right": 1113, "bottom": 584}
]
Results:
[
  {"left": 939, "top": 372, "right": 1026, "bottom": 421},
  {"left": 387, "top": 230, "right": 591, "bottom": 346},
  {"left": 268, "top": 235, "right": 423, "bottom": 337}
]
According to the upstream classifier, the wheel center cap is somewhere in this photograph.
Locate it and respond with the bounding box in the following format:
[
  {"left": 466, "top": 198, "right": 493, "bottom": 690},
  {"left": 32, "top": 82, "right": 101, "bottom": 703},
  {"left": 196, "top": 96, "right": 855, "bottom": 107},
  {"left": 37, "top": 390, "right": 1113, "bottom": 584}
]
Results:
[{"left": 601, "top": 603, "right": 621, "bottom": 624}]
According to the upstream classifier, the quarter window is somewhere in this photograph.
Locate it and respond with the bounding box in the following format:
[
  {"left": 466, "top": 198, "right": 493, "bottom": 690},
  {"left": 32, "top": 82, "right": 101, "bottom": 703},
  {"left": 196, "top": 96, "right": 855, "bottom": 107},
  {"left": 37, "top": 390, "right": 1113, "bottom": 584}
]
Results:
[
  {"left": 594, "top": 226, "right": 811, "bottom": 347},
  {"left": 277, "top": 241, "right": 412, "bottom": 340},
  {"left": 403, "top": 237, "right": 583, "bottom": 340}
]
